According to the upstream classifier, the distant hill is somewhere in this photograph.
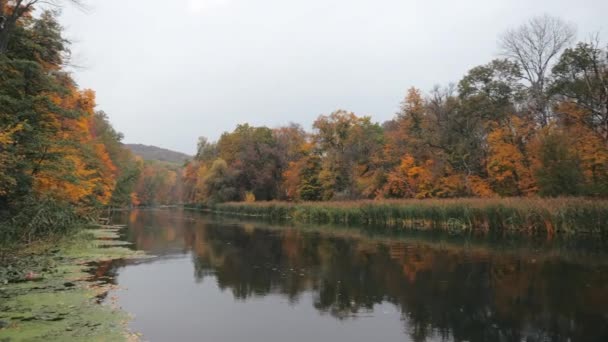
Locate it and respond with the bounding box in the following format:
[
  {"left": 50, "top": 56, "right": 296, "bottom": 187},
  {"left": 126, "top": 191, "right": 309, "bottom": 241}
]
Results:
[{"left": 125, "top": 144, "right": 192, "bottom": 164}]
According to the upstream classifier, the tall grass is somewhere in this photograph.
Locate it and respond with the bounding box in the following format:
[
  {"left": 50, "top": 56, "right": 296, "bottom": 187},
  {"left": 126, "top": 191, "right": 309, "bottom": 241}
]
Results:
[
  {"left": 0, "top": 197, "right": 90, "bottom": 246},
  {"left": 212, "top": 198, "right": 608, "bottom": 235}
]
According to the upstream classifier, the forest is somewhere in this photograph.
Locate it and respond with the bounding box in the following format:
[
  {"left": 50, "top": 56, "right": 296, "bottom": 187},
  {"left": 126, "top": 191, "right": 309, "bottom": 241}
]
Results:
[
  {"left": 142, "top": 16, "right": 608, "bottom": 206},
  {"left": 1, "top": 2, "right": 608, "bottom": 244},
  {"left": 0, "top": 3, "right": 141, "bottom": 243}
]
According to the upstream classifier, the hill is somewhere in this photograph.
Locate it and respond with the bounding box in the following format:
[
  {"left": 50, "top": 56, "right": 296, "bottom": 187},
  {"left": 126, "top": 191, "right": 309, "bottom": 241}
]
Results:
[{"left": 125, "top": 144, "right": 191, "bottom": 164}]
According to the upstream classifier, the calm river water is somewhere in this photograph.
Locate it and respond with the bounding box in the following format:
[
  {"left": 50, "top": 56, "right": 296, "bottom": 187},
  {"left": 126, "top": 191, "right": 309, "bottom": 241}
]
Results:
[{"left": 100, "top": 209, "right": 608, "bottom": 342}]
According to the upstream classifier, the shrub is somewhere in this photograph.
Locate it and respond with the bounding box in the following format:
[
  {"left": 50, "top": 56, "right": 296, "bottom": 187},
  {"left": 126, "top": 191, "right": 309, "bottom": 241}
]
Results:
[{"left": 0, "top": 196, "right": 88, "bottom": 245}]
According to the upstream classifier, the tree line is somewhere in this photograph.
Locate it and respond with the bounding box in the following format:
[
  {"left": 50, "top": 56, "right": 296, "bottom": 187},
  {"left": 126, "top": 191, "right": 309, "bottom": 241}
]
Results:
[
  {"left": 0, "top": 3, "right": 140, "bottom": 242},
  {"left": 2, "top": 1, "right": 607, "bottom": 243},
  {"left": 141, "top": 15, "right": 606, "bottom": 206}
]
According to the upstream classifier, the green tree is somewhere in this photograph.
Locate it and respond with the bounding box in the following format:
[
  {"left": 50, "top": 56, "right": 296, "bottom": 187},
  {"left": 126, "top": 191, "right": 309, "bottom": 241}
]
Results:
[
  {"left": 203, "top": 159, "right": 238, "bottom": 204},
  {"left": 536, "top": 131, "right": 583, "bottom": 197},
  {"left": 297, "top": 154, "right": 323, "bottom": 201},
  {"left": 552, "top": 40, "right": 608, "bottom": 142},
  {"left": 217, "top": 124, "right": 283, "bottom": 200},
  {"left": 0, "top": 10, "right": 72, "bottom": 208},
  {"left": 313, "top": 110, "right": 384, "bottom": 199},
  {"left": 0, "top": 1, "right": 82, "bottom": 53}
]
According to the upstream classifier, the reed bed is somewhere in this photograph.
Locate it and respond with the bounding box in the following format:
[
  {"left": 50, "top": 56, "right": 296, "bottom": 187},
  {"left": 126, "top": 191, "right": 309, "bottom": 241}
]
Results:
[{"left": 212, "top": 198, "right": 608, "bottom": 235}]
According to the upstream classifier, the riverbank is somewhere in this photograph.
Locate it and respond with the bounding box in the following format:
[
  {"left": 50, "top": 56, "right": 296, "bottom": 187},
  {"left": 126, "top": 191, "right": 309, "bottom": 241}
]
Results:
[
  {"left": 211, "top": 198, "right": 608, "bottom": 235},
  {"left": 0, "top": 226, "right": 146, "bottom": 341}
]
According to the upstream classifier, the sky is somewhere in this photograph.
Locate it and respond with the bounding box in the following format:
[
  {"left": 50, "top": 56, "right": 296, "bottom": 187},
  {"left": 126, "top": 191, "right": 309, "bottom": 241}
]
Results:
[{"left": 57, "top": 0, "right": 608, "bottom": 155}]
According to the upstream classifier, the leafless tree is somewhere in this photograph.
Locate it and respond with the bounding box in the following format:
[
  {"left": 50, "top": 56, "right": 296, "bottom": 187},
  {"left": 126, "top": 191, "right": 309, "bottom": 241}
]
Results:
[
  {"left": 500, "top": 14, "right": 576, "bottom": 126},
  {"left": 0, "top": 0, "right": 83, "bottom": 53}
]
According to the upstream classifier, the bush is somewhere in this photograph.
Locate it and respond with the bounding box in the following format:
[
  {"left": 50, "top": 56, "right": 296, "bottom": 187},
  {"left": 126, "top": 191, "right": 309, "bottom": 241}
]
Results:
[{"left": 0, "top": 196, "right": 88, "bottom": 245}]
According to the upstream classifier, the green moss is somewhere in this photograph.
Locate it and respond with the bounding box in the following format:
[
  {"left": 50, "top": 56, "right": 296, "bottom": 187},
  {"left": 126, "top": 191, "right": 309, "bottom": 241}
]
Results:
[
  {"left": 0, "top": 290, "right": 128, "bottom": 342},
  {"left": 0, "top": 227, "right": 148, "bottom": 342}
]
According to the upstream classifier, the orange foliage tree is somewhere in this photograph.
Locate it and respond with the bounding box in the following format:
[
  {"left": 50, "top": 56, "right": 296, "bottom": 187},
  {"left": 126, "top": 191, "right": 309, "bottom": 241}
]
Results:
[{"left": 486, "top": 116, "right": 536, "bottom": 196}]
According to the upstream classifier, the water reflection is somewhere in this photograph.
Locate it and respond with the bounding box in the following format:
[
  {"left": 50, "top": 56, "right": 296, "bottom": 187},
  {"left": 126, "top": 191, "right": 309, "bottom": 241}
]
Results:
[{"left": 106, "top": 209, "right": 608, "bottom": 342}]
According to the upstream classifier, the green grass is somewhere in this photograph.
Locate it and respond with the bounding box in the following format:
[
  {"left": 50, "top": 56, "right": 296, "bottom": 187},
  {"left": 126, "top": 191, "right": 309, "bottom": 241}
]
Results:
[
  {"left": 212, "top": 198, "right": 608, "bottom": 235},
  {"left": 0, "top": 197, "right": 92, "bottom": 247}
]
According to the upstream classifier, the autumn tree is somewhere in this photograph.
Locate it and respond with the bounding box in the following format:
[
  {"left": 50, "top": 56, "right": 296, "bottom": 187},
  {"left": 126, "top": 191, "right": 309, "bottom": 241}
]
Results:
[
  {"left": 175, "top": 15, "right": 605, "bottom": 203},
  {"left": 273, "top": 123, "right": 307, "bottom": 164},
  {"left": 202, "top": 159, "right": 238, "bottom": 204},
  {"left": 217, "top": 124, "right": 283, "bottom": 200},
  {"left": 384, "top": 88, "right": 427, "bottom": 166},
  {"left": 554, "top": 102, "right": 608, "bottom": 196},
  {"left": 195, "top": 136, "right": 218, "bottom": 162},
  {"left": 486, "top": 116, "right": 536, "bottom": 196},
  {"left": 313, "top": 110, "right": 384, "bottom": 199},
  {"left": 273, "top": 123, "right": 310, "bottom": 199},
  {"left": 384, "top": 155, "right": 434, "bottom": 198},
  {"left": 552, "top": 39, "right": 608, "bottom": 142},
  {"left": 0, "top": 9, "right": 135, "bottom": 241},
  {"left": 0, "top": 0, "right": 83, "bottom": 53},
  {"left": 281, "top": 141, "right": 323, "bottom": 201},
  {"left": 181, "top": 160, "right": 201, "bottom": 204},
  {"left": 0, "top": 11, "right": 68, "bottom": 207},
  {"left": 0, "top": 123, "right": 23, "bottom": 198},
  {"left": 423, "top": 85, "right": 474, "bottom": 177}
]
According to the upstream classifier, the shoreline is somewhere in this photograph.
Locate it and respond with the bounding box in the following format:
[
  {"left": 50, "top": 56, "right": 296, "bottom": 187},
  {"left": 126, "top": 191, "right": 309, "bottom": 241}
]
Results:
[
  {"left": 0, "top": 225, "right": 147, "bottom": 341},
  {"left": 208, "top": 198, "right": 608, "bottom": 236}
]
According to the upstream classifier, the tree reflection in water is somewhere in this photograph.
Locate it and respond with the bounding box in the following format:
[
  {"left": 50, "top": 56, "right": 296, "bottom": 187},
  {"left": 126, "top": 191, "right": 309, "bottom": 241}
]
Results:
[{"left": 108, "top": 209, "right": 608, "bottom": 342}]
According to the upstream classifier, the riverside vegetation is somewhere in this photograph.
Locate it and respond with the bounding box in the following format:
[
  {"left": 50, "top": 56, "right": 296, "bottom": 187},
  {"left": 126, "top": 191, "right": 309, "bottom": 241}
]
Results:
[
  {"left": 0, "top": 225, "right": 146, "bottom": 341},
  {"left": 3, "top": 6, "right": 608, "bottom": 246},
  {"left": 0, "top": 2, "right": 147, "bottom": 340},
  {"left": 212, "top": 198, "right": 608, "bottom": 236},
  {"left": 0, "top": 3, "right": 142, "bottom": 246},
  {"left": 134, "top": 17, "right": 608, "bottom": 237}
]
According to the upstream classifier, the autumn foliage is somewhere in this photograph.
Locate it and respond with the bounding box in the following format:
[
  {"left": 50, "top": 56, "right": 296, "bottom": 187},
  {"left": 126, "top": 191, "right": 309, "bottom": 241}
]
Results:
[
  {"left": 174, "top": 26, "right": 608, "bottom": 205},
  {"left": 0, "top": 9, "right": 140, "bottom": 242},
  {"left": 2, "top": 8, "right": 608, "bottom": 242}
]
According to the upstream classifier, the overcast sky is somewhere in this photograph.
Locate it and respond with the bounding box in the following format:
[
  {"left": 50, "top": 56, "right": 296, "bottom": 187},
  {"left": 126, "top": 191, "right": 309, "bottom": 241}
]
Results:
[{"left": 59, "top": 0, "right": 607, "bottom": 154}]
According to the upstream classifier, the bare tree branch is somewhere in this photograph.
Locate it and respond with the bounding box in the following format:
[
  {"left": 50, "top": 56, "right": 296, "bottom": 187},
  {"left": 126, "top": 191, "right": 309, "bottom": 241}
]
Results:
[
  {"left": 0, "top": 0, "right": 85, "bottom": 53},
  {"left": 500, "top": 14, "right": 576, "bottom": 126}
]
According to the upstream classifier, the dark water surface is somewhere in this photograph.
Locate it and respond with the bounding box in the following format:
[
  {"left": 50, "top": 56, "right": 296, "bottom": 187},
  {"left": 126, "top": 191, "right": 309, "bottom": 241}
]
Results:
[{"left": 101, "top": 209, "right": 608, "bottom": 342}]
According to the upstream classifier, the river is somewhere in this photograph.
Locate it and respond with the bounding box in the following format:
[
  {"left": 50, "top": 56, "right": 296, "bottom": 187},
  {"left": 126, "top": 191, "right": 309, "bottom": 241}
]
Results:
[{"left": 98, "top": 209, "right": 608, "bottom": 342}]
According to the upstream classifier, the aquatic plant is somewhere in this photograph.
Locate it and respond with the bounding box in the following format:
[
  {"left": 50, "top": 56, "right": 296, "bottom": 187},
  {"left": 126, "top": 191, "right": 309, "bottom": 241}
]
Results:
[{"left": 212, "top": 198, "right": 608, "bottom": 235}]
